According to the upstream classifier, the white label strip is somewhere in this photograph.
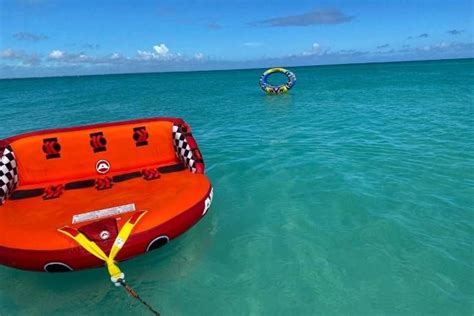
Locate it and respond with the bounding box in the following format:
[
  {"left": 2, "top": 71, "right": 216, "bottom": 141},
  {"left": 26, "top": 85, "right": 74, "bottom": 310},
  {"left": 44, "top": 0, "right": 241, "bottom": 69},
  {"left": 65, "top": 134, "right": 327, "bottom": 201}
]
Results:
[{"left": 72, "top": 203, "right": 136, "bottom": 224}]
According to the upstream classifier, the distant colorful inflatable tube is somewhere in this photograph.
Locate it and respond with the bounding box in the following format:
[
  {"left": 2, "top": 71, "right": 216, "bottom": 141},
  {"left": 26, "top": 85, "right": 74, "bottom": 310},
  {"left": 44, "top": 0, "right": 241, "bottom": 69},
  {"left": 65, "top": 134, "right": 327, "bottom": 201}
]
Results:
[{"left": 259, "top": 67, "right": 296, "bottom": 95}]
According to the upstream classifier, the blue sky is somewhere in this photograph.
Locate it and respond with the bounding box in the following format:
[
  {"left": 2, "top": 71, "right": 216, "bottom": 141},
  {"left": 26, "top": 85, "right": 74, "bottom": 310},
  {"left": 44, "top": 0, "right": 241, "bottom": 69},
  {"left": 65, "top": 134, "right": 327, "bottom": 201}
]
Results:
[{"left": 0, "top": 0, "right": 473, "bottom": 78}]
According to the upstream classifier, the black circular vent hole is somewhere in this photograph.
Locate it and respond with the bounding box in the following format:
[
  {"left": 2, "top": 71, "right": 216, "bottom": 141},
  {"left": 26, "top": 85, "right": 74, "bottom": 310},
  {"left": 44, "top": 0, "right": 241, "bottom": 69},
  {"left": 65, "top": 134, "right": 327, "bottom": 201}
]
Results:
[
  {"left": 146, "top": 236, "right": 169, "bottom": 252},
  {"left": 44, "top": 262, "right": 73, "bottom": 273}
]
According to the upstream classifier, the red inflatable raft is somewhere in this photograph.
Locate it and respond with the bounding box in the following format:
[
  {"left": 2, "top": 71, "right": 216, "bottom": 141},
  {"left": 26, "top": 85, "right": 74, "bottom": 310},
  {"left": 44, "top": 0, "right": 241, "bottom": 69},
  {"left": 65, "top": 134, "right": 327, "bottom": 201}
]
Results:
[{"left": 0, "top": 117, "right": 213, "bottom": 273}]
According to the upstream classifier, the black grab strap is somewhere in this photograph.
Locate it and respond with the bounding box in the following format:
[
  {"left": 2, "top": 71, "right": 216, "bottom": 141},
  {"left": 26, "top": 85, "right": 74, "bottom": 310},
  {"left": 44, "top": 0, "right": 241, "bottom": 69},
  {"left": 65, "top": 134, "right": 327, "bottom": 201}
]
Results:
[
  {"left": 158, "top": 163, "right": 186, "bottom": 173},
  {"left": 113, "top": 171, "right": 142, "bottom": 183},
  {"left": 9, "top": 188, "right": 45, "bottom": 200},
  {"left": 64, "top": 179, "right": 96, "bottom": 190},
  {"left": 8, "top": 163, "right": 187, "bottom": 201}
]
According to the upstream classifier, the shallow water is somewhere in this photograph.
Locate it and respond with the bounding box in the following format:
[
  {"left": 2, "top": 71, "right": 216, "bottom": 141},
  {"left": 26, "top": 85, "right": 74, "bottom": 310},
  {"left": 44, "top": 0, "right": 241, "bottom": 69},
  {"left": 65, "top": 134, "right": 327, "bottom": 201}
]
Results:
[{"left": 0, "top": 59, "right": 473, "bottom": 315}]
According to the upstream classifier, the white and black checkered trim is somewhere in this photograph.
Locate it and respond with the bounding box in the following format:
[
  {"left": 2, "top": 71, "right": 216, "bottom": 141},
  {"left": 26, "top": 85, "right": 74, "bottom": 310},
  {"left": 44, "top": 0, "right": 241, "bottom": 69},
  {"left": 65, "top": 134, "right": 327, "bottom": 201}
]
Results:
[
  {"left": 172, "top": 124, "right": 197, "bottom": 173},
  {"left": 0, "top": 146, "right": 18, "bottom": 205}
]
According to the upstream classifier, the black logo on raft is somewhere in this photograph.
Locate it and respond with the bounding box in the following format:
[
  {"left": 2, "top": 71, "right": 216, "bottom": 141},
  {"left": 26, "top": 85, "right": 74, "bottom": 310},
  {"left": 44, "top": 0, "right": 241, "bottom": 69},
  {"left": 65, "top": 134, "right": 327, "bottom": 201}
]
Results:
[{"left": 96, "top": 160, "right": 111, "bottom": 174}]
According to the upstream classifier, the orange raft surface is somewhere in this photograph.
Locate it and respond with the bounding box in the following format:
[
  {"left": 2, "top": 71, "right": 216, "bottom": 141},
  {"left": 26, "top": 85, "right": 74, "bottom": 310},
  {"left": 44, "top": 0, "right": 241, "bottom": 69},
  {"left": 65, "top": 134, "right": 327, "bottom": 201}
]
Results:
[{"left": 0, "top": 117, "right": 213, "bottom": 272}]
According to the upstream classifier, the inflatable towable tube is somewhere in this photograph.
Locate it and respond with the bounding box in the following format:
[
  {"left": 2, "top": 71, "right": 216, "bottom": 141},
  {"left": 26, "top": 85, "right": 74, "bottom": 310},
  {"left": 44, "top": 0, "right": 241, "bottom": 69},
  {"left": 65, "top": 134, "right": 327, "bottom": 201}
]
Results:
[
  {"left": 0, "top": 117, "right": 213, "bottom": 272},
  {"left": 259, "top": 67, "right": 296, "bottom": 95}
]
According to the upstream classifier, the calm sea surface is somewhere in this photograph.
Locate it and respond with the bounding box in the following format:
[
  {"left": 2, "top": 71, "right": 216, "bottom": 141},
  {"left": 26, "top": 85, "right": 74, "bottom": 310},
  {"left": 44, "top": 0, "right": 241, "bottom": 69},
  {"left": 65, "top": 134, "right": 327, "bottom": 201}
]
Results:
[{"left": 0, "top": 59, "right": 473, "bottom": 315}]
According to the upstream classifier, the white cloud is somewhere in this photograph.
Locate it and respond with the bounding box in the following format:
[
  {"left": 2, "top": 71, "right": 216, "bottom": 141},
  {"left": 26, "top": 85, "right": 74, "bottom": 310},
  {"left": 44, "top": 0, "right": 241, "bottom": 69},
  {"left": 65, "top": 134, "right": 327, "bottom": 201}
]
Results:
[
  {"left": 0, "top": 48, "right": 15, "bottom": 58},
  {"left": 49, "top": 50, "right": 64, "bottom": 59},
  {"left": 243, "top": 42, "right": 263, "bottom": 47},
  {"left": 136, "top": 50, "right": 155, "bottom": 60},
  {"left": 0, "top": 48, "right": 40, "bottom": 65},
  {"left": 417, "top": 41, "right": 465, "bottom": 53},
  {"left": 194, "top": 52, "right": 204, "bottom": 60},
  {"left": 434, "top": 42, "right": 449, "bottom": 49},
  {"left": 136, "top": 44, "right": 173, "bottom": 60},
  {"left": 153, "top": 44, "right": 169, "bottom": 56},
  {"left": 301, "top": 42, "right": 326, "bottom": 56},
  {"left": 110, "top": 53, "right": 121, "bottom": 59}
]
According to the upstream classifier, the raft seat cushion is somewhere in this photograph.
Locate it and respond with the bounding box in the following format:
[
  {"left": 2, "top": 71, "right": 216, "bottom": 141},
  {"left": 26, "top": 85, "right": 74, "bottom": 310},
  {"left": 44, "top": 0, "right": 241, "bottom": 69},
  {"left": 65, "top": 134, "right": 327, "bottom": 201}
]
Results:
[
  {"left": 0, "top": 169, "right": 211, "bottom": 251},
  {"left": 9, "top": 120, "right": 178, "bottom": 187}
]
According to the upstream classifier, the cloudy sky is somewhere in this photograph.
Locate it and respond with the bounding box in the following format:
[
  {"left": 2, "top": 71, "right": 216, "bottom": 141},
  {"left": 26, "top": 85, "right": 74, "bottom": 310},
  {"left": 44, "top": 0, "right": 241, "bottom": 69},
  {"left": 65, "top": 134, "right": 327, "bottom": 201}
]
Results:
[{"left": 0, "top": 0, "right": 473, "bottom": 78}]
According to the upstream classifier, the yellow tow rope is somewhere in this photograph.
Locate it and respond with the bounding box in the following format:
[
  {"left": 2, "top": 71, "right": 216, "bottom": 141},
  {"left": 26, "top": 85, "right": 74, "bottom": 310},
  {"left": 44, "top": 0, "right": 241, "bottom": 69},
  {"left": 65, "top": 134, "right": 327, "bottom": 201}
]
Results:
[{"left": 59, "top": 210, "right": 160, "bottom": 315}]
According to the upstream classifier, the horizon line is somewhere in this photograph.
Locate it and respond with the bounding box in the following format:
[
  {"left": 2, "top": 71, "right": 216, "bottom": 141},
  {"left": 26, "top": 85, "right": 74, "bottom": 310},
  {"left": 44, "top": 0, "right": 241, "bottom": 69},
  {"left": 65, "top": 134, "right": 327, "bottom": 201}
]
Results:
[{"left": 1, "top": 56, "right": 472, "bottom": 81}]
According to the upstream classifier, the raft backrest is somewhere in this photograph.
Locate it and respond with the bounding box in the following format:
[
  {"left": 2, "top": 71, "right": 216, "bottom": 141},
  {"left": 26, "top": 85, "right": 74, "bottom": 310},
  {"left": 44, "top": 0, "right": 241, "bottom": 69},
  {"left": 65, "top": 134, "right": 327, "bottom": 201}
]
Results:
[
  {"left": 0, "top": 145, "right": 18, "bottom": 204},
  {"left": 7, "top": 118, "right": 181, "bottom": 187}
]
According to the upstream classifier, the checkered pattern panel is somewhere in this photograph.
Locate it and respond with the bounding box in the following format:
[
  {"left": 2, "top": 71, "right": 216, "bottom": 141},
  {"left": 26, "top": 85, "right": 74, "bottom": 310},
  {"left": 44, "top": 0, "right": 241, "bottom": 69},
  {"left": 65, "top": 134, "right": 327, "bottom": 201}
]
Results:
[
  {"left": 0, "top": 146, "right": 18, "bottom": 205},
  {"left": 172, "top": 124, "right": 197, "bottom": 173}
]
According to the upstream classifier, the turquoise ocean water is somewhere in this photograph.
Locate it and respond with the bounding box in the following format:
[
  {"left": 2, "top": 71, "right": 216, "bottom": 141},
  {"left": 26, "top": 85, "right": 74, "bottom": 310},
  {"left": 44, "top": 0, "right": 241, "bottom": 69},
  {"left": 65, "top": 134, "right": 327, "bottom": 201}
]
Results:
[{"left": 0, "top": 59, "right": 473, "bottom": 315}]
